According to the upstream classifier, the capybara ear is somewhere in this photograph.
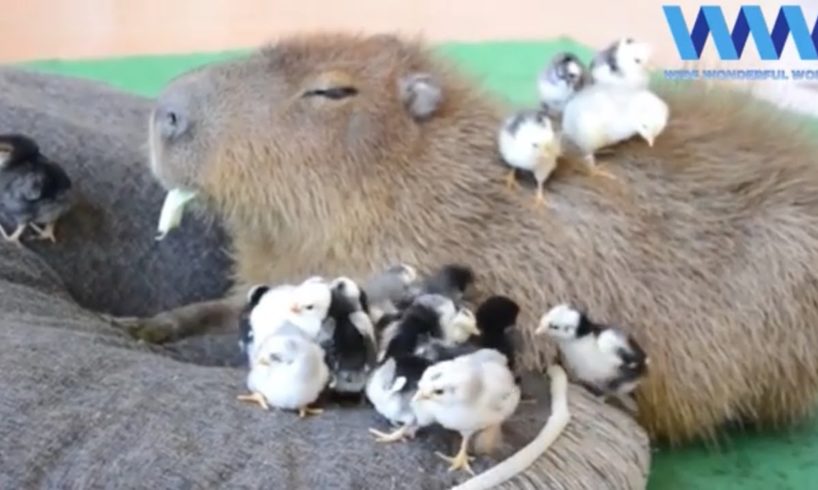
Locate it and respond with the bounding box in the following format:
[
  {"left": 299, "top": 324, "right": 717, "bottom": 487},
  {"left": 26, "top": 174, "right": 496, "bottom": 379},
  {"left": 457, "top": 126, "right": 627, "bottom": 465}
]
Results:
[{"left": 398, "top": 72, "right": 443, "bottom": 121}]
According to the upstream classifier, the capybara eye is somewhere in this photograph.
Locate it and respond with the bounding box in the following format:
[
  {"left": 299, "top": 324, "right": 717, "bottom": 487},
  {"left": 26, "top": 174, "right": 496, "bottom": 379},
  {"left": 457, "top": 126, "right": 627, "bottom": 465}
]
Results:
[{"left": 303, "top": 87, "right": 359, "bottom": 100}]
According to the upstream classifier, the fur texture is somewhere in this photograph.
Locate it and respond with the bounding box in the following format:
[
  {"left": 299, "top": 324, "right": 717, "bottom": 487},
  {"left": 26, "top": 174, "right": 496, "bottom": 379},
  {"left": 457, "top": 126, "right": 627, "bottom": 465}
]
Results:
[{"left": 145, "top": 32, "right": 818, "bottom": 444}]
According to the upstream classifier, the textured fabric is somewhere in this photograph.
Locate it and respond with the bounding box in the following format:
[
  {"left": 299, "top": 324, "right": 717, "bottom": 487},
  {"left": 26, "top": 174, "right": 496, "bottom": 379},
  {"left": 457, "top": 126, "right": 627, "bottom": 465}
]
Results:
[{"left": 0, "top": 68, "right": 649, "bottom": 489}]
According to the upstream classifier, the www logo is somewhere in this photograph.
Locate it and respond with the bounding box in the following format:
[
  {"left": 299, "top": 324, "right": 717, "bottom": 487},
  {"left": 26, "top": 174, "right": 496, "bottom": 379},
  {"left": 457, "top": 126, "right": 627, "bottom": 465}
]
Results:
[{"left": 663, "top": 5, "right": 818, "bottom": 60}]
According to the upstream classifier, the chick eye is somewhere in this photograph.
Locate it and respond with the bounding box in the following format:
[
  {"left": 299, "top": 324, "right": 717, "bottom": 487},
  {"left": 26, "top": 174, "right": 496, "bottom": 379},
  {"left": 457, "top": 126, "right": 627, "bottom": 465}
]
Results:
[
  {"left": 635, "top": 58, "right": 643, "bottom": 65},
  {"left": 433, "top": 389, "right": 445, "bottom": 396},
  {"left": 306, "top": 304, "right": 315, "bottom": 311},
  {"left": 303, "top": 87, "right": 359, "bottom": 100}
]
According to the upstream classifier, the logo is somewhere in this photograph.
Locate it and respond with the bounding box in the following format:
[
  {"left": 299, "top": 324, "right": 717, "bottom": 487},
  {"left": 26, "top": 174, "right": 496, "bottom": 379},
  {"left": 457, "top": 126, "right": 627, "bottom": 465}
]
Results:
[{"left": 662, "top": 5, "right": 818, "bottom": 60}]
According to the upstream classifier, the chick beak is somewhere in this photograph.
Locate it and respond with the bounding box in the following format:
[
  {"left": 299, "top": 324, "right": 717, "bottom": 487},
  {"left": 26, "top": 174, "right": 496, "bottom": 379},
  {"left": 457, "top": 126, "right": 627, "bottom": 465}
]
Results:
[
  {"left": 257, "top": 357, "right": 271, "bottom": 367},
  {"left": 290, "top": 304, "right": 302, "bottom": 314},
  {"left": 412, "top": 390, "right": 430, "bottom": 403},
  {"left": 641, "top": 134, "right": 655, "bottom": 147}
]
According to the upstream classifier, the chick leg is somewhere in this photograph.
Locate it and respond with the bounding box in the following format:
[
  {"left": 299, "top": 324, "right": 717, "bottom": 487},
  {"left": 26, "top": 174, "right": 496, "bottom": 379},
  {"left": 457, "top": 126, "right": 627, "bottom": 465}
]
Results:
[
  {"left": 436, "top": 433, "right": 475, "bottom": 475},
  {"left": 0, "top": 223, "right": 27, "bottom": 244},
  {"left": 30, "top": 221, "right": 57, "bottom": 243},
  {"left": 369, "top": 424, "right": 414, "bottom": 443},
  {"left": 583, "top": 154, "right": 618, "bottom": 181},
  {"left": 237, "top": 392, "right": 269, "bottom": 410},
  {"left": 298, "top": 406, "right": 324, "bottom": 418},
  {"left": 504, "top": 169, "right": 519, "bottom": 190}
]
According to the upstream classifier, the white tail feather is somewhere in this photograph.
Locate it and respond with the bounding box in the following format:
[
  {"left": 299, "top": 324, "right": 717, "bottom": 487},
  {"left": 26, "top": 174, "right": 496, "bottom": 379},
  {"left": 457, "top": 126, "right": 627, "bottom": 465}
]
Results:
[{"left": 450, "top": 364, "right": 571, "bottom": 490}]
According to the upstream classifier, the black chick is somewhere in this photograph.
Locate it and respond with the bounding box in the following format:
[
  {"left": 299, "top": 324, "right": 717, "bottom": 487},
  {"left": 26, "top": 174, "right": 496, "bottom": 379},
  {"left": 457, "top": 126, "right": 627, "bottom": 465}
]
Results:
[
  {"left": 394, "top": 263, "right": 475, "bottom": 311},
  {"left": 323, "top": 280, "right": 378, "bottom": 396},
  {"left": 0, "top": 134, "right": 73, "bottom": 243}
]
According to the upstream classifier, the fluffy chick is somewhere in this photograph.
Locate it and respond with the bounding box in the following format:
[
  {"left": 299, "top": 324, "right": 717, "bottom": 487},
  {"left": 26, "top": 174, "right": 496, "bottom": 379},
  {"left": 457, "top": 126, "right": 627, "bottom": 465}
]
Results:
[
  {"left": 498, "top": 109, "right": 562, "bottom": 207},
  {"left": 380, "top": 293, "right": 479, "bottom": 362},
  {"left": 413, "top": 349, "right": 521, "bottom": 474},
  {"left": 589, "top": 38, "right": 652, "bottom": 89},
  {"left": 238, "top": 332, "right": 330, "bottom": 417},
  {"left": 322, "top": 276, "right": 378, "bottom": 395},
  {"left": 416, "top": 263, "right": 475, "bottom": 305},
  {"left": 242, "top": 279, "right": 332, "bottom": 365},
  {"left": 561, "top": 84, "right": 669, "bottom": 178},
  {"left": 536, "top": 303, "right": 649, "bottom": 413},
  {"left": 363, "top": 263, "right": 419, "bottom": 323},
  {"left": 365, "top": 354, "right": 437, "bottom": 443},
  {"left": 537, "top": 52, "right": 588, "bottom": 117},
  {"left": 0, "top": 134, "right": 73, "bottom": 243}
]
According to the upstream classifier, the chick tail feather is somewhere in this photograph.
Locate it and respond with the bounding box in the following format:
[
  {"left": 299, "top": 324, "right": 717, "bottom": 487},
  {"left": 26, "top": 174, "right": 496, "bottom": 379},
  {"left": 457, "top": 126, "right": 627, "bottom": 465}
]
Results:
[{"left": 449, "top": 364, "right": 570, "bottom": 490}]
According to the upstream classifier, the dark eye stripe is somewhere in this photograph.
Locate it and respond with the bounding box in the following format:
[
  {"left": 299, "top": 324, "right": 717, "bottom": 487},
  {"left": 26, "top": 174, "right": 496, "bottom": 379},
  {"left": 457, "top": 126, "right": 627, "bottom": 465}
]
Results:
[{"left": 303, "top": 87, "right": 359, "bottom": 100}]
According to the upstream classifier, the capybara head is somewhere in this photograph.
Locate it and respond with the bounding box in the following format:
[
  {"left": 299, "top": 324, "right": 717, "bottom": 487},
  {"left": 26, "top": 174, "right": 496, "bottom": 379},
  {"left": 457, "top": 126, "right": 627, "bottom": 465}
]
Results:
[
  {"left": 149, "top": 34, "right": 470, "bottom": 229},
  {"left": 149, "top": 32, "right": 818, "bottom": 446}
]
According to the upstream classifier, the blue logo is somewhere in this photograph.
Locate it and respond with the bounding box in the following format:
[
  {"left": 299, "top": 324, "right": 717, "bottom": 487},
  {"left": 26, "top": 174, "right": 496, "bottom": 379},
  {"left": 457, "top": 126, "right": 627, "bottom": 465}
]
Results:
[{"left": 663, "top": 5, "right": 818, "bottom": 60}]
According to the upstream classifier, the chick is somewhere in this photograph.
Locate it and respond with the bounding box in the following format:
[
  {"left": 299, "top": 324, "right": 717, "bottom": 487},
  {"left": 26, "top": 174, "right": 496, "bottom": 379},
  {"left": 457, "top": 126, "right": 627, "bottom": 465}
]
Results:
[
  {"left": 241, "top": 278, "right": 332, "bottom": 365},
  {"left": 536, "top": 303, "right": 649, "bottom": 413},
  {"left": 0, "top": 134, "right": 73, "bottom": 243},
  {"left": 365, "top": 354, "right": 437, "bottom": 443},
  {"left": 322, "top": 276, "right": 378, "bottom": 395},
  {"left": 380, "top": 293, "right": 479, "bottom": 362},
  {"left": 498, "top": 109, "right": 562, "bottom": 207},
  {"left": 413, "top": 349, "right": 521, "bottom": 474},
  {"left": 416, "top": 263, "right": 475, "bottom": 306},
  {"left": 589, "top": 38, "right": 652, "bottom": 89},
  {"left": 363, "top": 263, "right": 419, "bottom": 323},
  {"left": 561, "top": 85, "right": 669, "bottom": 179},
  {"left": 537, "top": 52, "right": 588, "bottom": 117},
  {"left": 415, "top": 295, "right": 520, "bottom": 369},
  {"left": 238, "top": 332, "right": 330, "bottom": 417}
]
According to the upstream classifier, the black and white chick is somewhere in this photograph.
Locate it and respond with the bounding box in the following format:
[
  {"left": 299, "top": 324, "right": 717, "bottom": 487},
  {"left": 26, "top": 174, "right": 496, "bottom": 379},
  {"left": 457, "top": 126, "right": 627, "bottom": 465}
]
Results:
[
  {"left": 238, "top": 331, "right": 330, "bottom": 418},
  {"left": 589, "top": 38, "right": 652, "bottom": 89},
  {"left": 498, "top": 109, "right": 561, "bottom": 208},
  {"left": 321, "top": 276, "right": 378, "bottom": 396},
  {"left": 536, "top": 303, "right": 649, "bottom": 413},
  {"left": 537, "top": 52, "right": 588, "bottom": 118},
  {"left": 379, "top": 293, "right": 479, "bottom": 362},
  {"left": 239, "top": 278, "right": 333, "bottom": 365},
  {"left": 0, "top": 134, "right": 74, "bottom": 243},
  {"left": 413, "top": 348, "right": 521, "bottom": 475}
]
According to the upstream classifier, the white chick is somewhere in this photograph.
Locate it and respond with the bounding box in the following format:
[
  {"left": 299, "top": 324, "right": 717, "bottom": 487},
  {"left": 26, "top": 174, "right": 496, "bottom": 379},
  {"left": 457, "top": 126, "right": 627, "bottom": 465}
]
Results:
[
  {"left": 589, "top": 38, "right": 652, "bottom": 89},
  {"left": 537, "top": 52, "right": 588, "bottom": 117},
  {"left": 561, "top": 85, "right": 669, "bottom": 178},
  {"left": 413, "top": 349, "right": 521, "bottom": 474},
  {"left": 498, "top": 109, "right": 562, "bottom": 207},
  {"left": 365, "top": 355, "right": 437, "bottom": 443},
  {"left": 536, "top": 303, "right": 649, "bottom": 413},
  {"left": 238, "top": 333, "right": 330, "bottom": 417},
  {"left": 241, "top": 278, "right": 332, "bottom": 365}
]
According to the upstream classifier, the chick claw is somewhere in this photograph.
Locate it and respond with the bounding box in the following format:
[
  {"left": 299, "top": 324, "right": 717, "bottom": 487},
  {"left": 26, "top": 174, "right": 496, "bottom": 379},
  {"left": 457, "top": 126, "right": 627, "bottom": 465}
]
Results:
[
  {"left": 589, "top": 166, "right": 618, "bottom": 181},
  {"left": 237, "top": 392, "right": 269, "bottom": 410},
  {"left": 531, "top": 188, "right": 548, "bottom": 209},
  {"left": 435, "top": 450, "right": 476, "bottom": 475},
  {"left": 0, "top": 224, "right": 26, "bottom": 244},
  {"left": 369, "top": 425, "right": 411, "bottom": 443},
  {"left": 298, "top": 407, "right": 323, "bottom": 418},
  {"left": 30, "top": 222, "right": 57, "bottom": 243}
]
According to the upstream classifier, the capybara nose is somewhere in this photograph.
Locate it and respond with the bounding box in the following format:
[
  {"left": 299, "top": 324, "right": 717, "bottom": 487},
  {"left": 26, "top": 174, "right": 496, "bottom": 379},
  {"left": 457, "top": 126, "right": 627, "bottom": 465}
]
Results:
[{"left": 154, "top": 96, "right": 189, "bottom": 140}]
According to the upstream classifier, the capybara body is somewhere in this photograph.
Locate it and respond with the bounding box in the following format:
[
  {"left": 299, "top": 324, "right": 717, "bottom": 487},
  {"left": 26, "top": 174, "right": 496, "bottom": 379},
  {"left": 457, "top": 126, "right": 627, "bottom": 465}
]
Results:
[{"left": 147, "top": 33, "right": 818, "bottom": 443}]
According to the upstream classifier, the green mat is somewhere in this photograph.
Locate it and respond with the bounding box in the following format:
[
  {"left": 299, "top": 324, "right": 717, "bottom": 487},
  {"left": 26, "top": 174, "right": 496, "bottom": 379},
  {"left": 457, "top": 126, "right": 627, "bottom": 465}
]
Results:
[{"left": 10, "top": 40, "right": 818, "bottom": 490}]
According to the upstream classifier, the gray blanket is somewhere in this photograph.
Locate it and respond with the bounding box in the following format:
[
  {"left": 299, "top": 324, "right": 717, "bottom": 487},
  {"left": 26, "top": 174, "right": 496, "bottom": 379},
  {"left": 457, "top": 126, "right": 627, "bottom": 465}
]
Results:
[{"left": 0, "top": 68, "right": 648, "bottom": 489}]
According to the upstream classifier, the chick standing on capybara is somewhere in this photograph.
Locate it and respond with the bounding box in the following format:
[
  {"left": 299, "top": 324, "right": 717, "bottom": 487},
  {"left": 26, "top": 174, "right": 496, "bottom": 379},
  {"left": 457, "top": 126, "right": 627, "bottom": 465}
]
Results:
[{"left": 123, "top": 33, "right": 818, "bottom": 444}]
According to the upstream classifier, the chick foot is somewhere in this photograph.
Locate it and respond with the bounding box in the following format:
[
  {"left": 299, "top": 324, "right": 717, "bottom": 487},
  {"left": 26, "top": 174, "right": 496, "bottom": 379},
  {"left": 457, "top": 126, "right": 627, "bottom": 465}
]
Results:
[
  {"left": 588, "top": 165, "right": 618, "bottom": 181},
  {"left": 504, "top": 169, "right": 519, "bottom": 190},
  {"left": 369, "top": 425, "right": 413, "bottom": 443},
  {"left": 0, "top": 223, "right": 26, "bottom": 244},
  {"left": 530, "top": 186, "right": 548, "bottom": 209},
  {"left": 237, "top": 392, "right": 269, "bottom": 410},
  {"left": 30, "top": 222, "right": 57, "bottom": 243},
  {"left": 298, "top": 406, "right": 323, "bottom": 418},
  {"left": 436, "top": 435, "right": 475, "bottom": 475}
]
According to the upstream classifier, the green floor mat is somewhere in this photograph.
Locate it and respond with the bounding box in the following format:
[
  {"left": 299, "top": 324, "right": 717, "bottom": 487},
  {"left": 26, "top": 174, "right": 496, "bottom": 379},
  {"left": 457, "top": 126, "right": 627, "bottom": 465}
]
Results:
[{"left": 8, "top": 40, "right": 818, "bottom": 490}]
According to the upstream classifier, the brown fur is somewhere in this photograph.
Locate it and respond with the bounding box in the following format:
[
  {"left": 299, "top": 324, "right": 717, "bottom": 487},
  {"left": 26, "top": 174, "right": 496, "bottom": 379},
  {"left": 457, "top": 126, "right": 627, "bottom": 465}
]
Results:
[{"left": 144, "top": 32, "right": 818, "bottom": 444}]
